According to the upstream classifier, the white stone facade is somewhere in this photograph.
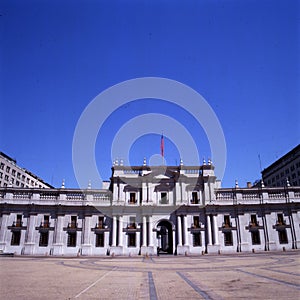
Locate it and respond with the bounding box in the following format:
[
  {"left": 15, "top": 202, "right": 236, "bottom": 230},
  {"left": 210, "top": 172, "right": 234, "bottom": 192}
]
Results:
[{"left": 0, "top": 164, "right": 299, "bottom": 256}]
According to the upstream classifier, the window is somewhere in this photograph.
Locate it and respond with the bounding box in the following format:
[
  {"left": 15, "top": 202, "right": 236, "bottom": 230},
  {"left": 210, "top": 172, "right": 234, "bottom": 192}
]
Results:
[
  {"left": 0, "top": 172, "right": 3, "bottom": 179},
  {"left": 224, "top": 232, "right": 233, "bottom": 246},
  {"left": 43, "top": 215, "right": 50, "bottom": 228},
  {"left": 11, "top": 178, "right": 14, "bottom": 184},
  {"left": 97, "top": 216, "right": 104, "bottom": 229},
  {"left": 21, "top": 183, "right": 24, "bottom": 187},
  {"left": 17, "top": 172, "right": 21, "bottom": 179},
  {"left": 128, "top": 233, "right": 136, "bottom": 247},
  {"left": 280, "top": 172, "right": 284, "bottom": 178},
  {"left": 69, "top": 216, "right": 77, "bottom": 228},
  {"left": 251, "top": 231, "right": 260, "bottom": 245},
  {"left": 160, "top": 192, "right": 168, "bottom": 204},
  {"left": 285, "top": 169, "right": 289, "bottom": 175},
  {"left": 6, "top": 166, "right": 10, "bottom": 173},
  {"left": 191, "top": 192, "right": 199, "bottom": 204},
  {"left": 67, "top": 232, "right": 77, "bottom": 247},
  {"left": 192, "top": 216, "right": 200, "bottom": 228},
  {"left": 129, "top": 193, "right": 136, "bottom": 204},
  {"left": 12, "top": 169, "right": 16, "bottom": 176},
  {"left": 0, "top": 163, "right": 4, "bottom": 170},
  {"left": 278, "top": 230, "right": 288, "bottom": 244},
  {"left": 4, "top": 175, "right": 9, "bottom": 181},
  {"left": 250, "top": 215, "right": 258, "bottom": 226},
  {"left": 11, "top": 231, "right": 21, "bottom": 246},
  {"left": 128, "top": 216, "right": 136, "bottom": 229},
  {"left": 39, "top": 232, "right": 49, "bottom": 247},
  {"left": 16, "top": 181, "right": 19, "bottom": 186},
  {"left": 223, "top": 215, "right": 231, "bottom": 227},
  {"left": 277, "top": 213, "right": 285, "bottom": 225},
  {"left": 26, "top": 178, "right": 30, "bottom": 184},
  {"left": 95, "top": 233, "right": 104, "bottom": 247},
  {"left": 16, "top": 214, "right": 22, "bottom": 227},
  {"left": 21, "top": 175, "right": 25, "bottom": 182},
  {"left": 193, "top": 233, "right": 201, "bottom": 246},
  {"left": 291, "top": 165, "right": 295, "bottom": 171}
]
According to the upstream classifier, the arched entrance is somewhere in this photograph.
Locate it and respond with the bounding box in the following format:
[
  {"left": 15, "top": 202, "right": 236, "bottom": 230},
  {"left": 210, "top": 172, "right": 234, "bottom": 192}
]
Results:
[{"left": 157, "top": 220, "right": 173, "bottom": 254}]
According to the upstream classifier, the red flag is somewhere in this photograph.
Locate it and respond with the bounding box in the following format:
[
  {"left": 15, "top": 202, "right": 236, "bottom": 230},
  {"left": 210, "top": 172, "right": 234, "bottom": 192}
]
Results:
[{"left": 160, "top": 134, "right": 164, "bottom": 157}]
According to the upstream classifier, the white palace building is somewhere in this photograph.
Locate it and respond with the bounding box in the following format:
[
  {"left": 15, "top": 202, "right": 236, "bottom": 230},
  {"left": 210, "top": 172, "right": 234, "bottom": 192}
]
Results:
[{"left": 0, "top": 160, "right": 299, "bottom": 256}]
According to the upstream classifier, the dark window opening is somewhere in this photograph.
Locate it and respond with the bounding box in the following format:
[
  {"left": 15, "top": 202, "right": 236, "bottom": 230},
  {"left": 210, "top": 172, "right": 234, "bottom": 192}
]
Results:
[
  {"left": 39, "top": 231, "right": 49, "bottom": 247},
  {"left": 67, "top": 232, "right": 77, "bottom": 247},
  {"left": 278, "top": 230, "right": 288, "bottom": 244},
  {"left": 277, "top": 213, "right": 285, "bottom": 225},
  {"left": 223, "top": 215, "right": 231, "bottom": 228},
  {"left": 129, "top": 193, "right": 136, "bottom": 204},
  {"left": 192, "top": 216, "right": 200, "bottom": 228},
  {"left": 97, "top": 216, "right": 104, "bottom": 229},
  {"left": 251, "top": 231, "right": 260, "bottom": 245},
  {"left": 95, "top": 233, "right": 104, "bottom": 247},
  {"left": 191, "top": 192, "right": 199, "bottom": 204},
  {"left": 69, "top": 216, "right": 77, "bottom": 228},
  {"left": 224, "top": 232, "right": 233, "bottom": 246},
  {"left": 11, "top": 231, "right": 21, "bottom": 246},
  {"left": 128, "top": 233, "right": 136, "bottom": 247},
  {"left": 193, "top": 233, "right": 201, "bottom": 246},
  {"left": 15, "top": 214, "right": 22, "bottom": 227},
  {"left": 250, "top": 214, "right": 258, "bottom": 226},
  {"left": 161, "top": 192, "right": 168, "bottom": 204}
]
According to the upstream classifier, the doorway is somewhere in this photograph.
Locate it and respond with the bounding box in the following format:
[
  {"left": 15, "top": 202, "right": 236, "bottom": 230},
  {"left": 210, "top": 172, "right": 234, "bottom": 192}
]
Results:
[{"left": 157, "top": 220, "right": 173, "bottom": 254}]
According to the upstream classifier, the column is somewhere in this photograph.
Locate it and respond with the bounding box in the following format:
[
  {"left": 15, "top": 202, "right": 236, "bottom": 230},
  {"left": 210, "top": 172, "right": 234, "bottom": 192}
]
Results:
[
  {"left": 213, "top": 215, "right": 219, "bottom": 245},
  {"left": 207, "top": 215, "right": 212, "bottom": 245},
  {"left": 54, "top": 215, "right": 64, "bottom": 244},
  {"left": 26, "top": 214, "right": 37, "bottom": 243},
  {"left": 83, "top": 216, "right": 91, "bottom": 245},
  {"left": 148, "top": 216, "right": 153, "bottom": 246},
  {"left": 0, "top": 213, "right": 9, "bottom": 244},
  {"left": 112, "top": 216, "right": 117, "bottom": 246},
  {"left": 142, "top": 216, "right": 147, "bottom": 247},
  {"left": 177, "top": 215, "right": 182, "bottom": 246},
  {"left": 118, "top": 216, "right": 123, "bottom": 246},
  {"left": 183, "top": 215, "right": 189, "bottom": 246}
]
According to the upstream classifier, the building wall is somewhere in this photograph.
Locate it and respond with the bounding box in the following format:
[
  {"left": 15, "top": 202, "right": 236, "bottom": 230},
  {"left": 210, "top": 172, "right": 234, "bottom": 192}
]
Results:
[
  {"left": 0, "top": 152, "right": 53, "bottom": 188},
  {"left": 262, "top": 144, "right": 300, "bottom": 187},
  {"left": 0, "top": 164, "right": 299, "bottom": 256}
]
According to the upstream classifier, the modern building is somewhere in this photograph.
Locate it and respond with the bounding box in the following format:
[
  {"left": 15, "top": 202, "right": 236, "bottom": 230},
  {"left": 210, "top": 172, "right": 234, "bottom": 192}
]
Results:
[
  {"left": 0, "top": 160, "right": 299, "bottom": 256},
  {"left": 262, "top": 144, "right": 300, "bottom": 187},
  {"left": 0, "top": 152, "right": 53, "bottom": 189}
]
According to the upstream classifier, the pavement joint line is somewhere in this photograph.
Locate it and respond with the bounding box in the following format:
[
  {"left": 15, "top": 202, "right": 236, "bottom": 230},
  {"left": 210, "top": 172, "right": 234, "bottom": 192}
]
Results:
[
  {"left": 176, "top": 271, "right": 215, "bottom": 300},
  {"left": 74, "top": 266, "right": 118, "bottom": 298},
  {"left": 261, "top": 267, "right": 300, "bottom": 277},
  {"left": 148, "top": 271, "right": 158, "bottom": 300},
  {"left": 236, "top": 269, "right": 300, "bottom": 290}
]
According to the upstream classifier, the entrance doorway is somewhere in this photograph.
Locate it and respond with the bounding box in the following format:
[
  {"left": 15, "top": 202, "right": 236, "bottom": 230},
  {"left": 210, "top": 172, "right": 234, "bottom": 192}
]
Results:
[{"left": 157, "top": 220, "right": 173, "bottom": 254}]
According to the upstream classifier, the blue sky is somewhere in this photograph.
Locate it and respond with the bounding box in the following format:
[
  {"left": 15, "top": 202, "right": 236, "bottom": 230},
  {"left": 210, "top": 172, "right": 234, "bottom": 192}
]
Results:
[{"left": 1, "top": 0, "right": 299, "bottom": 188}]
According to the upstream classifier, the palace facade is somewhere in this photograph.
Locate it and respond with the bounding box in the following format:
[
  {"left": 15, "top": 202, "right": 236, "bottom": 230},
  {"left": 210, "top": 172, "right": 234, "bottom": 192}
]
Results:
[{"left": 0, "top": 162, "right": 299, "bottom": 256}]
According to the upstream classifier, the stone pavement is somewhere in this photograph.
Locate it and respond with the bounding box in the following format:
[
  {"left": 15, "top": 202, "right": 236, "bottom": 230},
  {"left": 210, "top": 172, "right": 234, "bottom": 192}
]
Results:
[{"left": 0, "top": 251, "right": 299, "bottom": 299}]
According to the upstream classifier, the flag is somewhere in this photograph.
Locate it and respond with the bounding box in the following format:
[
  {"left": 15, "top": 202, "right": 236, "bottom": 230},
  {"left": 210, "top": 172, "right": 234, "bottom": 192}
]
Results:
[{"left": 160, "top": 134, "right": 164, "bottom": 157}]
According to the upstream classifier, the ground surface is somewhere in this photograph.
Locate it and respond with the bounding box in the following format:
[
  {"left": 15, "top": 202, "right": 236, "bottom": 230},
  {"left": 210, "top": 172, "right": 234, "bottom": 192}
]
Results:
[{"left": 0, "top": 251, "right": 299, "bottom": 300}]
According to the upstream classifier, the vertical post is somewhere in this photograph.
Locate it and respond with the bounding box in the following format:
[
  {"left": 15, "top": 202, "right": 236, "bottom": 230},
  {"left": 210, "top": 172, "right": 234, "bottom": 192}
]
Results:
[
  {"left": 112, "top": 216, "right": 117, "bottom": 246},
  {"left": 148, "top": 215, "right": 153, "bottom": 246},
  {"left": 207, "top": 215, "right": 212, "bottom": 245},
  {"left": 177, "top": 215, "right": 182, "bottom": 246},
  {"left": 26, "top": 214, "right": 37, "bottom": 243},
  {"left": 183, "top": 215, "right": 189, "bottom": 246},
  {"left": 142, "top": 216, "right": 147, "bottom": 247},
  {"left": 118, "top": 216, "right": 123, "bottom": 246},
  {"left": 0, "top": 213, "right": 9, "bottom": 244},
  {"left": 213, "top": 215, "right": 219, "bottom": 245},
  {"left": 83, "top": 216, "right": 91, "bottom": 245}
]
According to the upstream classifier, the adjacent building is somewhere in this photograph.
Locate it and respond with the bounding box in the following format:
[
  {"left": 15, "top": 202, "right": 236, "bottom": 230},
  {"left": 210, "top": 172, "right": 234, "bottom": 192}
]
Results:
[
  {"left": 0, "top": 160, "right": 299, "bottom": 256},
  {"left": 0, "top": 152, "right": 53, "bottom": 189},
  {"left": 262, "top": 144, "right": 300, "bottom": 187}
]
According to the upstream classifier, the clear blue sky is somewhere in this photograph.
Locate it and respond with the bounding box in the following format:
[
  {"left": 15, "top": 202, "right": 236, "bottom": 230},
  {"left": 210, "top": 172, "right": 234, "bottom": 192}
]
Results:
[{"left": 1, "top": 0, "right": 299, "bottom": 188}]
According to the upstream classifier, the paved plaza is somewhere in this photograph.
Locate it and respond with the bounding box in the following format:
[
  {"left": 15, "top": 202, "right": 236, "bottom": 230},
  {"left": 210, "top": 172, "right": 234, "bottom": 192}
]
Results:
[{"left": 0, "top": 251, "right": 299, "bottom": 299}]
